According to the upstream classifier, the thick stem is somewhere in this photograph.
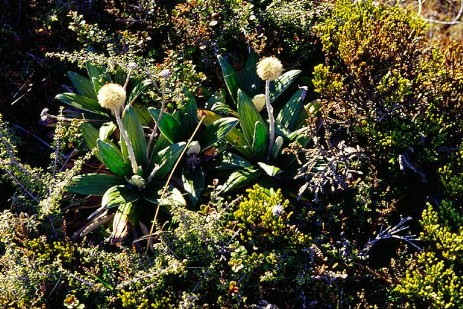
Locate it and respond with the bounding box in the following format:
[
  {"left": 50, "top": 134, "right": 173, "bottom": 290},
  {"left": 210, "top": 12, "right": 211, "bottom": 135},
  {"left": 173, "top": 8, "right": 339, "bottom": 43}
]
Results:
[
  {"left": 265, "top": 80, "right": 275, "bottom": 160},
  {"left": 115, "top": 110, "right": 139, "bottom": 174}
]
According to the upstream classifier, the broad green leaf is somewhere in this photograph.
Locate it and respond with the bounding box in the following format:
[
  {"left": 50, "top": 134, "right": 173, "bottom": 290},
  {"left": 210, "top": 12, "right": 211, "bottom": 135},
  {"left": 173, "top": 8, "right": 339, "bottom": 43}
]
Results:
[
  {"left": 99, "top": 122, "right": 117, "bottom": 141},
  {"left": 198, "top": 117, "right": 238, "bottom": 150},
  {"left": 149, "top": 142, "right": 186, "bottom": 179},
  {"left": 67, "top": 71, "right": 96, "bottom": 99},
  {"left": 239, "top": 51, "right": 261, "bottom": 96},
  {"left": 122, "top": 104, "right": 147, "bottom": 167},
  {"left": 182, "top": 165, "right": 205, "bottom": 205},
  {"left": 257, "top": 162, "right": 282, "bottom": 176},
  {"left": 148, "top": 108, "right": 183, "bottom": 143},
  {"left": 91, "top": 77, "right": 101, "bottom": 95},
  {"left": 133, "top": 104, "right": 152, "bottom": 126},
  {"left": 56, "top": 93, "right": 109, "bottom": 117},
  {"left": 178, "top": 89, "right": 199, "bottom": 133},
  {"left": 218, "top": 54, "right": 240, "bottom": 105},
  {"left": 102, "top": 185, "right": 140, "bottom": 209},
  {"left": 111, "top": 201, "right": 138, "bottom": 244},
  {"left": 98, "top": 139, "right": 130, "bottom": 177},
  {"left": 199, "top": 109, "right": 254, "bottom": 159},
  {"left": 269, "top": 70, "right": 301, "bottom": 103},
  {"left": 127, "top": 79, "right": 152, "bottom": 105},
  {"left": 157, "top": 187, "right": 186, "bottom": 209},
  {"left": 237, "top": 89, "right": 267, "bottom": 146},
  {"left": 252, "top": 121, "right": 268, "bottom": 160},
  {"left": 68, "top": 173, "right": 123, "bottom": 196},
  {"left": 211, "top": 102, "right": 238, "bottom": 117},
  {"left": 221, "top": 167, "right": 261, "bottom": 193},
  {"left": 82, "top": 123, "right": 104, "bottom": 162},
  {"left": 277, "top": 87, "right": 307, "bottom": 130},
  {"left": 216, "top": 152, "right": 253, "bottom": 170},
  {"left": 288, "top": 127, "right": 311, "bottom": 147}
]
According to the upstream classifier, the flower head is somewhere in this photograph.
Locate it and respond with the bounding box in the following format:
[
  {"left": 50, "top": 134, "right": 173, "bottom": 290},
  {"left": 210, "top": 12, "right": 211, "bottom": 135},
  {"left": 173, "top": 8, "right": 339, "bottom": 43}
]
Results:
[
  {"left": 257, "top": 56, "right": 283, "bottom": 81},
  {"left": 97, "top": 83, "right": 126, "bottom": 113}
]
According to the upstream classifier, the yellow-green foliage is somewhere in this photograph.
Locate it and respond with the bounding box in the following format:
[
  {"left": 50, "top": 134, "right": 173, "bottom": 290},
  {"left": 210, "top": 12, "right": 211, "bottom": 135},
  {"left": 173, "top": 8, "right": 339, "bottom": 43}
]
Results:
[
  {"left": 233, "top": 184, "right": 309, "bottom": 247},
  {"left": 395, "top": 203, "right": 463, "bottom": 307},
  {"left": 313, "top": 0, "right": 428, "bottom": 121},
  {"left": 229, "top": 185, "right": 310, "bottom": 285},
  {"left": 439, "top": 145, "right": 463, "bottom": 198}
]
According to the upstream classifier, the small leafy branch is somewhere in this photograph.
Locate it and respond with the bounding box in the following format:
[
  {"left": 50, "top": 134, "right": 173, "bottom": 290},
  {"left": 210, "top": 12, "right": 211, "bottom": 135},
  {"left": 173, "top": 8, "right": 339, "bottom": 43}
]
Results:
[{"left": 359, "top": 216, "right": 422, "bottom": 258}]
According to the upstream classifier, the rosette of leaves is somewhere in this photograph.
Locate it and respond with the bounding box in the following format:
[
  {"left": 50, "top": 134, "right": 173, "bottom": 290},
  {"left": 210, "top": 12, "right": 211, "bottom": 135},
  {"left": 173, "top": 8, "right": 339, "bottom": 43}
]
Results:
[
  {"left": 148, "top": 90, "right": 238, "bottom": 205},
  {"left": 67, "top": 102, "right": 186, "bottom": 244},
  {"left": 54, "top": 61, "right": 152, "bottom": 126},
  {"left": 202, "top": 52, "right": 320, "bottom": 192}
]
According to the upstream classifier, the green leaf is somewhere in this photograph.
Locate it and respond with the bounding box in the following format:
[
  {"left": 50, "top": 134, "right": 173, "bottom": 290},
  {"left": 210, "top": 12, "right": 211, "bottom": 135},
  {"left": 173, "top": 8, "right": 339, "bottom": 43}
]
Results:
[
  {"left": 102, "top": 185, "right": 140, "bottom": 209},
  {"left": 55, "top": 93, "right": 109, "bottom": 117},
  {"left": 149, "top": 142, "right": 186, "bottom": 180},
  {"left": 199, "top": 109, "right": 254, "bottom": 160},
  {"left": 68, "top": 173, "right": 123, "bottom": 196},
  {"left": 148, "top": 108, "right": 183, "bottom": 143},
  {"left": 252, "top": 121, "right": 268, "bottom": 160},
  {"left": 127, "top": 79, "right": 152, "bottom": 104},
  {"left": 198, "top": 117, "right": 238, "bottom": 150},
  {"left": 122, "top": 104, "right": 147, "bottom": 167},
  {"left": 269, "top": 70, "right": 301, "bottom": 103},
  {"left": 91, "top": 77, "right": 101, "bottom": 95},
  {"left": 218, "top": 54, "right": 240, "bottom": 105},
  {"left": 66, "top": 71, "right": 96, "bottom": 99},
  {"left": 277, "top": 87, "right": 307, "bottom": 130},
  {"left": 182, "top": 165, "right": 205, "bottom": 205},
  {"left": 98, "top": 139, "right": 130, "bottom": 177},
  {"left": 178, "top": 89, "right": 199, "bottom": 133},
  {"left": 82, "top": 123, "right": 104, "bottom": 162},
  {"left": 288, "top": 127, "right": 311, "bottom": 147},
  {"left": 211, "top": 102, "right": 238, "bottom": 117},
  {"left": 237, "top": 89, "right": 267, "bottom": 146},
  {"left": 257, "top": 162, "right": 281, "bottom": 176},
  {"left": 239, "top": 51, "right": 261, "bottom": 96},
  {"left": 216, "top": 152, "right": 253, "bottom": 170},
  {"left": 86, "top": 62, "right": 108, "bottom": 94},
  {"left": 221, "top": 168, "right": 261, "bottom": 193},
  {"left": 99, "top": 122, "right": 117, "bottom": 141}
]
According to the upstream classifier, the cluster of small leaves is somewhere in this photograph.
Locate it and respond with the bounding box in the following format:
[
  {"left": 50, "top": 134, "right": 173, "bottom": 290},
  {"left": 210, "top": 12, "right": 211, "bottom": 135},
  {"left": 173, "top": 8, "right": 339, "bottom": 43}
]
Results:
[
  {"left": 395, "top": 203, "right": 463, "bottom": 308},
  {"left": 225, "top": 185, "right": 312, "bottom": 306}
]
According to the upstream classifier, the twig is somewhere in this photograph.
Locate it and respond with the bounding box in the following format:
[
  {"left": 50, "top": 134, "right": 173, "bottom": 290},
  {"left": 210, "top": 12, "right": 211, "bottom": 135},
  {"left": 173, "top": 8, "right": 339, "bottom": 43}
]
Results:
[{"left": 145, "top": 116, "right": 205, "bottom": 253}]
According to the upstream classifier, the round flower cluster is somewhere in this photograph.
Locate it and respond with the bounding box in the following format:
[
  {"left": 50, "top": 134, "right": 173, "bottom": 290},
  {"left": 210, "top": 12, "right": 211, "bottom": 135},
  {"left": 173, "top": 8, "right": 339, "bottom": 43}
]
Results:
[
  {"left": 97, "top": 83, "right": 126, "bottom": 113},
  {"left": 256, "top": 56, "right": 283, "bottom": 81}
]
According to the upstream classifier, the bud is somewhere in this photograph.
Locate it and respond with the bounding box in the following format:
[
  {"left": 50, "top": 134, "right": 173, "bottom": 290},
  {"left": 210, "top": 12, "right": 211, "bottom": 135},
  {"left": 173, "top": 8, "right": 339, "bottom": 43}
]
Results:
[
  {"left": 159, "top": 69, "right": 172, "bottom": 79},
  {"left": 256, "top": 56, "right": 283, "bottom": 81},
  {"left": 97, "top": 83, "right": 126, "bottom": 113},
  {"left": 252, "top": 94, "right": 266, "bottom": 111},
  {"left": 187, "top": 141, "right": 201, "bottom": 156}
]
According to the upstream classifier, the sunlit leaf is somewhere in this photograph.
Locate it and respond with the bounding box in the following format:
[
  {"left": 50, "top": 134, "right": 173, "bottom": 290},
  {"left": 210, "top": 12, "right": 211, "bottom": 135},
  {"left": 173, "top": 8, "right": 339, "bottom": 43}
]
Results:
[
  {"left": 68, "top": 173, "right": 123, "bottom": 196},
  {"left": 98, "top": 139, "right": 130, "bottom": 176}
]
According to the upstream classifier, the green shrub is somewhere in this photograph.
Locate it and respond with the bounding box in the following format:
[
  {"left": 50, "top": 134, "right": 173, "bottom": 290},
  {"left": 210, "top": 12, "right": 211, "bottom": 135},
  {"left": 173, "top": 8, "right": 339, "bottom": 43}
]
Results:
[{"left": 395, "top": 202, "right": 463, "bottom": 308}]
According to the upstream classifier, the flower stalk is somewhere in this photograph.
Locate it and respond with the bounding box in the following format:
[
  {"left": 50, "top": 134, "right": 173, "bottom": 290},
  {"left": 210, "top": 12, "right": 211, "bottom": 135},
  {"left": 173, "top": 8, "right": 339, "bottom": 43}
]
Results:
[
  {"left": 97, "top": 82, "right": 139, "bottom": 174},
  {"left": 256, "top": 56, "right": 283, "bottom": 160}
]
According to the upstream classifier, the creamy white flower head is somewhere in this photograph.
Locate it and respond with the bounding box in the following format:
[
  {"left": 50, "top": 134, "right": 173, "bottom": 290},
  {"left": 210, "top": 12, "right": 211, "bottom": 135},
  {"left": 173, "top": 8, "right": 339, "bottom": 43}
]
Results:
[
  {"left": 257, "top": 56, "right": 283, "bottom": 81},
  {"left": 97, "top": 83, "right": 126, "bottom": 113},
  {"left": 252, "top": 94, "right": 266, "bottom": 111}
]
